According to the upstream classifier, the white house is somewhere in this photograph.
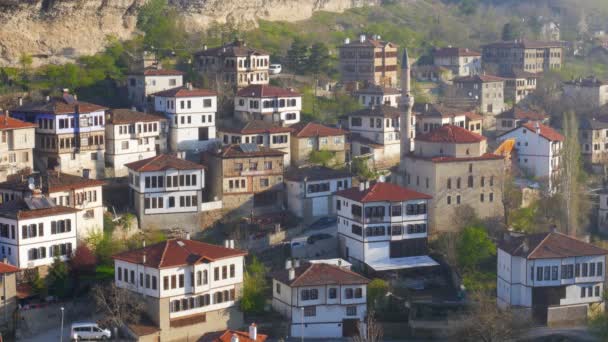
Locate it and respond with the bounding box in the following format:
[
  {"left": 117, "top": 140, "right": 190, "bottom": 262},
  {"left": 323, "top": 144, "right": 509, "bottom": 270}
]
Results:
[
  {"left": 126, "top": 154, "right": 221, "bottom": 232},
  {"left": 0, "top": 195, "right": 78, "bottom": 269},
  {"left": 0, "top": 112, "right": 36, "bottom": 182},
  {"left": 285, "top": 166, "right": 352, "bottom": 219},
  {"left": 433, "top": 47, "right": 482, "bottom": 77},
  {"left": 354, "top": 85, "right": 401, "bottom": 108},
  {"left": 153, "top": 84, "right": 218, "bottom": 153},
  {"left": 113, "top": 238, "right": 247, "bottom": 341},
  {"left": 0, "top": 172, "right": 105, "bottom": 239},
  {"left": 127, "top": 67, "right": 184, "bottom": 111},
  {"left": 105, "top": 109, "right": 167, "bottom": 177},
  {"left": 272, "top": 260, "right": 370, "bottom": 339},
  {"left": 497, "top": 231, "right": 607, "bottom": 325},
  {"left": 498, "top": 122, "right": 563, "bottom": 191},
  {"left": 335, "top": 181, "right": 438, "bottom": 272},
  {"left": 235, "top": 85, "right": 301, "bottom": 126},
  {"left": 218, "top": 121, "right": 292, "bottom": 167}
]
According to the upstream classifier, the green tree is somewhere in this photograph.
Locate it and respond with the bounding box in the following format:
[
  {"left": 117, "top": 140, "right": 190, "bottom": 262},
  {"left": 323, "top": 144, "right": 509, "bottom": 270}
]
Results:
[
  {"left": 241, "top": 256, "right": 267, "bottom": 314},
  {"left": 351, "top": 157, "right": 377, "bottom": 180},
  {"left": 47, "top": 256, "right": 71, "bottom": 298},
  {"left": 137, "top": 0, "right": 186, "bottom": 53},
  {"left": 308, "top": 43, "right": 331, "bottom": 75},
  {"left": 286, "top": 37, "right": 310, "bottom": 74},
  {"left": 308, "top": 150, "right": 335, "bottom": 167},
  {"left": 456, "top": 225, "right": 496, "bottom": 271},
  {"left": 19, "top": 53, "right": 33, "bottom": 81},
  {"left": 509, "top": 205, "right": 538, "bottom": 233},
  {"left": 367, "top": 278, "right": 389, "bottom": 309}
]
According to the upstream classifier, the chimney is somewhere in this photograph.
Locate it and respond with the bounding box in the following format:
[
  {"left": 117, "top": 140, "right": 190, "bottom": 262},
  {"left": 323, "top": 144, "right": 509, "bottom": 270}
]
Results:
[
  {"left": 522, "top": 239, "right": 529, "bottom": 253},
  {"left": 425, "top": 103, "right": 429, "bottom": 112},
  {"left": 294, "top": 259, "right": 300, "bottom": 268},
  {"left": 359, "top": 34, "right": 366, "bottom": 43},
  {"left": 185, "top": 233, "right": 191, "bottom": 240},
  {"left": 229, "top": 240, "right": 235, "bottom": 249},
  {"left": 359, "top": 183, "right": 365, "bottom": 192},
  {"left": 285, "top": 259, "right": 292, "bottom": 270},
  {"left": 18, "top": 97, "right": 23, "bottom": 106},
  {"left": 225, "top": 240, "right": 230, "bottom": 248},
  {"left": 338, "top": 259, "right": 342, "bottom": 266},
  {"left": 73, "top": 94, "right": 78, "bottom": 101},
  {"left": 535, "top": 121, "right": 540, "bottom": 134},
  {"left": 288, "top": 267, "right": 296, "bottom": 281},
  {"left": 230, "top": 334, "right": 239, "bottom": 342},
  {"left": 550, "top": 224, "right": 558, "bottom": 233},
  {"left": 143, "top": 252, "right": 147, "bottom": 264},
  {"left": 249, "top": 323, "right": 257, "bottom": 340},
  {"left": 365, "top": 181, "right": 370, "bottom": 189},
  {"left": 131, "top": 106, "right": 137, "bottom": 111},
  {"left": 63, "top": 88, "right": 69, "bottom": 94},
  {"left": 203, "top": 45, "right": 208, "bottom": 51},
  {"left": 187, "top": 82, "right": 193, "bottom": 90},
  {"left": 344, "top": 38, "right": 351, "bottom": 44},
  {"left": 46, "top": 96, "right": 50, "bottom": 102},
  {"left": 3, "top": 110, "right": 8, "bottom": 123}
]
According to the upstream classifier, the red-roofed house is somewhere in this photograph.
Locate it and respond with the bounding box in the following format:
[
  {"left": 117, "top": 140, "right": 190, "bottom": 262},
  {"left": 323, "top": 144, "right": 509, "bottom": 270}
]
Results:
[
  {"left": 272, "top": 260, "right": 370, "bottom": 338},
  {"left": 201, "top": 324, "right": 267, "bottom": 342},
  {"left": 0, "top": 111, "right": 36, "bottom": 182},
  {"left": 0, "top": 261, "right": 18, "bottom": 331},
  {"left": 127, "top": 64, "right": 184, "bottom": 110},
  {"left": 235, "top": 85, "right": 302, "bottom": 126},
  {"left": 335, "top": 181, "right": 438, "bottom": 272},
  {"left": 113, "top": 238, "right": 246, "bottom": 341},
  {"left": 398, "top": 124, "right": 506, "bottom": 232},
  {"left": 496, "top": 108, "right": 549, "bottom": 133},
  {"left": 290, "top": 122, "right": 347, "bottom": 167},
  {"left": 498, "top": 122, "right": 563, "bottom": 191},
  {"left": 433, "top": 47, "right": 482, "bottom": 77}
]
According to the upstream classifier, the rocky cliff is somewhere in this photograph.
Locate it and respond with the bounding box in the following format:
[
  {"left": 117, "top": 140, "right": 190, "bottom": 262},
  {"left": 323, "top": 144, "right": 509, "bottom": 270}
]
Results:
[{"left": 0, "top": 0, "right": 377, "bottom": 67}]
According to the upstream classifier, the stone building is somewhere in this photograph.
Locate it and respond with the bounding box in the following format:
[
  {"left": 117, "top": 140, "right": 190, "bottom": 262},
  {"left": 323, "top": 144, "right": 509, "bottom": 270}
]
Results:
[
  {"left": 481, "top": 40, "right": 563, "bottom": 74},
  {"left": 0, "top": 112, "right": 36, "bottom": 182},
  {"left": 203, "top": 144, "right": 285, "bottom": 214},
  {"left": 563, "top": 77, "right": 608, "bottom": 108},
  {"left": 194, "top": 40, "right": 270, "bottom": 90},
  {"left": 127, "top": 67, "right": 184, "bottom": 111},
  {"left": 433, "top": 47, "right": 482, "bottom": 77},
  {"left": 452, "top": 74, "right": 506, "bottom": 115},
  {"left": 339, "top": 35, "right": 398, "bottom": 87},
  {"left": 354, "top": 85, "right": 401, "bottom": 108},
  {"left": 289, "top": 122, "right": 347, "bottom": 167},
  {"left": 397, "top": 125, "right": 505, "bottom": 233},
  {"left": 500, "top": 69, "right": 539, "bottom": 104},
  {"left": 218, "top": 121, "right": 292, "bottom": 167},
  {"left": 579, "top": 117, "right": 608, "bottom": 166}
]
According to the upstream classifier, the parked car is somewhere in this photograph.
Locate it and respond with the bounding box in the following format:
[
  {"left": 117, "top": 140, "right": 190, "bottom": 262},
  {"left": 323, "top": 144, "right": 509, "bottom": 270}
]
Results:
[
  {"left": 269, "top": 64, "right": 282, "bottom": 74},
  {"left": 71, "top": 322, "right": 111, "bottom": 341},
  {"left": 307, "top": 233, "right": 333, "bottom": 244},
  {"left": 309, "top": 216, "right": 337, "bottom": 230}
]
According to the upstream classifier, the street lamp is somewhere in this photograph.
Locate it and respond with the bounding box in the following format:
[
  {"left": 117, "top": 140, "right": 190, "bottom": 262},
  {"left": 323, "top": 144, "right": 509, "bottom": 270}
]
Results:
[{"left": 60, "top": 307, "right": 65, "bottom": 342}]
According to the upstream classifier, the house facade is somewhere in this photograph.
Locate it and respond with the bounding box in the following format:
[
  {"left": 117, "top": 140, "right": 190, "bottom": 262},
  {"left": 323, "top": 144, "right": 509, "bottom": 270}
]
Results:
[
  {"left": 285, "top": 166, "right": 352, "bottom": 219},
  {"left": 153, "top": 85, "right": 218, "bottom": 153},
  {"left": 127, "top": 68, "right": 184, "bottom": 111},
  {"left": 105, "top": 109, "right": 167, "bottom": 177},
  {"left": 433, "top": 47, "right": 482, "bottom": 77},
  {"left": 272, "top": 261, "right": 370, "bottom": 338},
  {"left": 495, "top": 108, "right": 549, "bottom": 134},
  {"left": 452, "top": 75, "right": 506, "bottom": 115},
  {"left": 501, "top": 70, "right": 539, "bottom": 104},
  {"left": 235, "top": 85, "right": 301, "bottom": 126},
  {"left": 497, "top": 232, "right": 607, "bottom": 326},
  {"left": 354, "top": 86, "right": 401, "bottom": 108},
  {"left": 563, "top": 77, "right": 608, "bottom": 108},
  {"left": 598, "top": 190, "right": 608, "bottom": 234},
  {"left": 289, "top": 122, "right": 347, "bottom": 167},
  {"left": 481, "top": 40, "right": 563, "bottom": 74},
  {"left": 578, "top": 117, "right": 608, "bottom": 165},
  {"left": 414, "top": 103, "right": 483, "bottom": 135},
  {"left": 0, "top": 262, "right": 18, "bottom": 331},
  {"left": 218, "top": 121, "right": 292, "bottom": 167},
  {"left": 11, "top": 92, "right": 107, "bottom": 179},
  {"left": 339, "top": 35, "right": 398, "bottom": 87},
  {"left": 0, "top": 196, "right": 78, "bottom": 269},
  {"left": 0, "top": 112, "right": 36, "bottom": 182},
  {"left": 113, "top": 238, "right": 246, "bottom": 341},
  {"left": 498, "top": 122, "right": 563, "bottom": 191}
]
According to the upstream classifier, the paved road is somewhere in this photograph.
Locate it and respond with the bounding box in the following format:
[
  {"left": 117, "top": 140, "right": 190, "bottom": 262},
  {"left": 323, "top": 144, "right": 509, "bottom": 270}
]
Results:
[{"left": 519, "top": 326, "right": 599, "bottom": 342}]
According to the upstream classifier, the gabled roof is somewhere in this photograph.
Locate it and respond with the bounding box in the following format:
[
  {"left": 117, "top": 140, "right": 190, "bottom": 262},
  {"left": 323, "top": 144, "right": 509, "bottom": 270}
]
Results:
[
  {"left": 208, "top": 144, "right": 286, "bottom": 159},
  {"left": 212, "top": 329, "right": 268, "bottom": 342},
  {"left": 416, "top": 124, "right": 486, "bottom": 143},
  {"left": 125, "top": 154, "right": 205, "bottom": 172},
  {"left": 336, "top": 182, "right": 432, "bottom": 203},
  {"left": 152, "top": 86, "right": 216, "bottom": 98},
  {"left": 518, "top": 122, "right": 564, "bottom": 142},
  {"left": 414, "top": 103, "right": 475, "bottom": 119},
  {"left": 347, "top": 105, "right": 403, "bottom": 118},
  {"left": 273, "top": 262, "right": 370, "bottom": 287},
  {"left": 195, "top": 40, "right": 268, "bottom": 57},
  {"left": 496, "top": 108, "right": 548, "bottom": 121},
  {"left": 354, "top": 85, "right": 401, "bottom": 96},
  {"left": 453, "top": 74, "right": 505, "bottom": 83},
  {"left": 106, "top": 109, "right": 166, "bottom": 124},
  {"left": 113, "top": 239, "right": 247, "bottom": 269},
  {"left": 482, "top": 40, "right": 564, "bottom": 49},
  {"left": 579, "top": 117, "right": 608, "bottom": 130},
  {"left": 290, "top": 122, "right": 346, "bottom": 138},
  {"left": 0, "top": 198, "right": 78, "bottom": 220},
  {"left": 433, "top": 47, "right": 481, "bottom": 57},
  {"left": 236, "top": 85, "right": 300, "bottom": 98},
  {"left": 564, "top": 76, "right": 608, "bottom": 87},
  {"left": 0, "top": 116, "right": 37, "bottom": 131},
  {"left": 12, "top": 93, "right": 107, "bottom": 115},
  {"left": 499, "top": 232, "right": 608, "bottom": 260},
  {"left": 284, "top": 166, "right": 351, "bottom": 182},
  {"left": 0, "top": 171, "right": 104, "bottom": 193},
  {"left": 219, "top": 120, "right": 292, "bottom": 135},
  {"left": 0, "top": 262, "right": 19, "bottom": 274},
  {"left": 142, "top": 68, "right": 184, "bottom": 76}
]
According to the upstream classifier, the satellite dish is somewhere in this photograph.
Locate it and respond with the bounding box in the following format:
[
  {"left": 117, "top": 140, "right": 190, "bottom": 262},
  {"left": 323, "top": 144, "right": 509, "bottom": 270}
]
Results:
[{"left": 27, "top": 177, "right": 35, "bottom": 191}]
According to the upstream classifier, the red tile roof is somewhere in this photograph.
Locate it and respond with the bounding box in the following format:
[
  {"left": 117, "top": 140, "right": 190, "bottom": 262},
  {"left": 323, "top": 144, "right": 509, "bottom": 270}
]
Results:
[
  {"left": 12, "top": 94, "right": 107, "bottom": 115},
  {"left": 453, "top": 74, "right": 505, "bottom": 83},
  {"left": 433, "top": 47, "right": 481, "bottom": 57},
  {"left": 336, "top": 182, "right": 432, "bottom": 203},
  {"left": 290, "top": 122, "right": 346, "bottom": 138},
  {"left": 142, "top": 69, "right": 184, "bottom": 76},
  {"left": 113, "top": 239, "right": 247, "bottom": 269},
  {"left": 273, "top": 262, "right": 370, "bottom": 287},
  {"left": 107, "top": 109, "right": 166, "bottom": 124},
  {"left": 212, "top": 329, "right": 268, "bottom": 342},
  {"left": 0, "top": 116, "right": 36, "bottom": 131},
  {"left": 125, "top": 154, "right": 205, "bottom": 172},
  {"left": 416, "top": 125, "right": 486, "bottom": 143},
  {"left": 237, "top": 85, "right": 300, "bottom": 98},
  {"left": 0, "top": 172, "right": 104, "bottom": 193},
  {"left": 219, "top": 121, "right": 292, "bottom": 135},
  {"left": 207, "top": 144, "right": 286, "bottom": 159},
  {"left": 152, "top": 86, "right": 216, "bottom": 98},
  {"left": 427, "top": 153, "right": 504, "bottom": 163},
  {"left": 496, "top": 108, "right": 548, "bottom": 121},
  {"left": 482, "top": 40, "right": 564, "bottom": 49},
  {"left": 520, "top": 122, "right": 564, "bottom": 142},
  {"left": 0, "top": 199, "right": 78, "bottom": 220},
  {"left": 0, "top": 262, "right": 19, "bottom": 274},
  {"left": 499, "top": 232, "right": 608, "bottom": 260}
]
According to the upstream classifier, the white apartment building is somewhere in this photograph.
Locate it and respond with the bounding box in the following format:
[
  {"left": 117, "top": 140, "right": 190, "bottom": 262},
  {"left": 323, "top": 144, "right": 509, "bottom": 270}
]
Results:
[
  {"left": 354, "top": 86, "right": 401, "bottom": 108},
  {"left": 127, "top": 68, "right": 184, "bottom": 110},
  {"left": 11, "top": 92, "right": 107, "bottom": 179},
  {"left": 272, "top": 260, "right": 370, "bottom": 338},
  {"left": 433, "top": 47, "right": 482, "bottom": 77},
  {"left": 113, "top": 238, "right": 246, "bottom": 341},
  {"left": 0, "top": 196, "right": 78, "bottom": 269},
  {"left": 218, "top": 121, "right": 292, "bottom": 167},
  {"left": 126, "top": 154, "right": 221, "bottom": 232},
  {"left": 0, "top": 112, "right": 36, "bottom": 182},
  {"left": 498, "top": 122, "right": 563, "bottom": 191},
  {"left": 153, "top": 84, "right": 217, "bottom": 153},
  {"left": 563, "top": 77, "right": 608, "bottom": 108},
  {"left": 0, "top": 172, "right": 105, "bottom": 238},
  {"left": 285, "top": 166, "right": 352, "bottom": 219},
  {"left": 497, "top": 231, "right": 607, "bottom": 325},
  {"left": 335, "top": 181, "right": 438, "bottom": 272},
  {"left": 105, "top": 109, "right": 167, "bottom": 177},
  {"left": 235, "top": 85, "right": 301, "bottom": 126}
]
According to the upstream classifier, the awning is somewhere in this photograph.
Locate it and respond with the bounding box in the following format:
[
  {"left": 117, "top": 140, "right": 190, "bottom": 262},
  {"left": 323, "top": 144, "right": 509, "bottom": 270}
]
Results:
[{"left": 367, "top": 255, "right": 439, "bottom": 271}]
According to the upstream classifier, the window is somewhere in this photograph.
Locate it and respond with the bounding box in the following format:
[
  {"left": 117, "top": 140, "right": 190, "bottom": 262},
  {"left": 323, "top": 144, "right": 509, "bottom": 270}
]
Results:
[
  {"left": 117, "top": 267, "right": 122, "bottom": 281},
  {"left": 345, "top": 288, "right": 354, "bottom": 299},
  {"left": 346, "top": 306, "right": 357, "bottom": 316},
  {"left": 351, "top": 224, "right": 362, "bottom": 236},
  {"left": 537, "top": 267, "right": 543, "bottom": 281},
  {"left": 581, "top": 287, "right": 586, "bottom": 298},
  {"left": 583, "top": 263, "right": 588, "bottom": 277},
  {"left": 301, "top": 289, "right": 319, "bottom": 301},
  {"left": 391, "top": 205, "right": 402, "bottom": 217},
  {"left": 171, "top": 275, "right": 176, "bottom": 289},
  {"left": 230, "top": 264, "right": 235, "bottom": 278},
  {"left": 214, "top": 267, "right": 220, "bottom": 281},
  {"left": 590, "top": 263, "right": 596, "bottom": 277},
  {"left": 304, "top": 306, "right": 316, "bottom": 317},
  {"left": 276, "top": 283, "right": 281, "bottom": 294},
  {"left": 222, "top": 266, "right": 228, "bottom": 279},
  {"left": 598, "top": 262, "right": 603, "bottom": 276},
  {"left": 551, "top": 266, "right": 558, "bottom": 280},
  {"left": 355, "top": 288, "right": 362, "bottom": 298},
  {"left": 329, "top": 288, "right": 337, "bottom": 299},
  {"left": 391, "top": 225, "right": 402, "bottom": 236},
  {"left": 576, "top": 263, "right": 581, "bottom": 277}
]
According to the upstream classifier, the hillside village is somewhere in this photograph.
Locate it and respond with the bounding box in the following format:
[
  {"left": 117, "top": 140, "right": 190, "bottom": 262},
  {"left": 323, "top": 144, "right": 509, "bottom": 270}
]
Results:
[{"left": 3, "top": 0, "right": 608, "bottom": 341}]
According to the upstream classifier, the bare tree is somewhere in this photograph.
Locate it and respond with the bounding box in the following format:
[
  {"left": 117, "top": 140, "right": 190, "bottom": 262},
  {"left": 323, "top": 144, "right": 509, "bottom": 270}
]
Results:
[
  {"left": 353, "top": 310, "right": 383, "bottom": 342},
  {"left": 92, "top": 283, "right": 144, "bottom": 328},
  {"left": 560, "top": 110, "right": 583, "bottom": 236}
]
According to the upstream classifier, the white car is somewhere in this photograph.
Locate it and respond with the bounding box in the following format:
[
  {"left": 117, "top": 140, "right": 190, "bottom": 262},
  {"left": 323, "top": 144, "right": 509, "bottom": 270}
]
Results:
[
  {"left": 71, "top": 322, "right": 111, "bottom": 341},
  {"left": 269, "top": 64, "right": 282, "bottom": 75}
]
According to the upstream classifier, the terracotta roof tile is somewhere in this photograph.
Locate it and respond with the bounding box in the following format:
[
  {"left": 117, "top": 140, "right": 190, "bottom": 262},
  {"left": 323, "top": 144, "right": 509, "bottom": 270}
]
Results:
[
  {"left": 237, "top": 85, "right": 300, "bottom": 98},
  {"left": 107, "top": 109, "right": 166, "bottom": 124},
  {"left": 12, "top": 94, "right": 107, "bottom": 115},
  {"left": 0, "top": 262, "right": 19, "bottom": 274},
  {"left": 273, "top": 262, "right": 370, "bottom": 287},
  {"left": 520, "top": 122, "right": 564, "bottom": 142},
  {"left": 340, "top": 38, "right": 397, "bottom": 49},
  {"left": 433, "top": 47, "right": 481, "bottom": 57},
  {"left": 336, "top": 182, "right": 432, "bottom": 203},
  {"left": 113, "top": 239, "right": 247, "bottom": 269},
  {"left": 453, "top": 74, "right": 505, "bottom": 83},
  {"left": 0, "top": 199, "right": 78, "bottom": 220},
  {"left": 0, "top": 116, "right": 37, "bottom": 131},
  {"left": 404, "top": 152, "right": 504, "bottom": 163},
  {"left": 416, "top": 124, "right": 486, "bottom": 143},
  {"left": 0, "top": 171, "right": 104, "bottom": 193},
  {"left": 354, "top": 85, "right": 401, "bottom": 96},
  {"left": 499, "top": 232, "right": 608, "bottom": 259},
  {"left": 414, "top": 103, "right": 477, "bottom": 119},
  {"left": 290, "top": 122, "right": 346, "bottom": 138},
  {"left": 210, "top": 329, "right": 268, "bottom": 342},
  {"left": 207, "top": 144, "right": 286, "bottom": 159},
  {"left": 152, "top": 86, "right": 216, "bottom": 98},
  {"left": 219, "top": 121, "right": 292, "bottom": 135},
  {"left": 142, "top": 69, "right": 184, "bottom": 76},
  {"left": 125, "top": 154, "right": 205, "bottom": 172}
]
